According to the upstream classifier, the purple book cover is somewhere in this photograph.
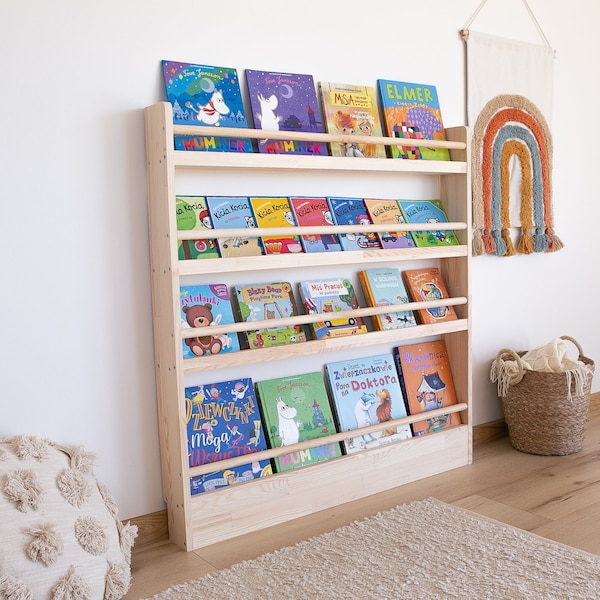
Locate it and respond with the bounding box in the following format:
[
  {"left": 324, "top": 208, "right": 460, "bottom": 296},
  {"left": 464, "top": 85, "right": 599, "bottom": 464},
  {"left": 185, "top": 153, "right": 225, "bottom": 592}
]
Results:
[{"left": 245, "top": 69, "right": 328, "bottom": 156}]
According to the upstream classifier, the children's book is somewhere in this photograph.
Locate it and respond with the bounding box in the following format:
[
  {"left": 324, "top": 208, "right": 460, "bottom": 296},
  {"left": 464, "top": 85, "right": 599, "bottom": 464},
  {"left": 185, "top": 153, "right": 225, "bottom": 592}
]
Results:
[
  {"left": 377, "top": 79, "right": 450, "bottom": 161},
  {"left": 319, "top": 81, "right": 386, "bottom": 158},
  {"left": 245, "top": 69, "right": 328, "bottom": 156},
  {"left": 185, "top": 378, "right": 273, "bottom": 495},
  {"left": 394, "top": 340, "right": 461, "bottom": 437},
  {"left": 175, "top": 196, "right": 220, "bottom": 260},
  {"left": 179, "top": 284, "right": 240, "bottom": 358},
  {"left": 325, "top": 353, "right": 412, "bottom": 454},
  {"left": 298, "top": 277, "right": 367, "bottom": 340},
  {"left": 397, "top": 199, "right": 460, "bottom": 247},
  {"left": 358, "top": 267, "right": 417, "bottom": 330},
  {"left": 255, "top": 371, "right": 342, "bottom": 472},
  {"left": 327, "top": 197, "right": 382, "bottom": 251},
  {"left": 401, "top": 267, "right": 457, "bottom": 324},
  {"left": 249, "top": 196, "right": 304, "bottom": 255},
  {"left": 289, "top": 197, "right": 341, "bottom": 253},
  {"left": 206, "top": 196, "right": 263, "bottom": 258},
  {"left": 363, "top": 198, "right": 416, "bottom": 249},
  {"left": 232, "top": 281, "right": 306, "bottom": 349},
  {"left": 161, "top": 60, "right": 252, "bottom": 153}
]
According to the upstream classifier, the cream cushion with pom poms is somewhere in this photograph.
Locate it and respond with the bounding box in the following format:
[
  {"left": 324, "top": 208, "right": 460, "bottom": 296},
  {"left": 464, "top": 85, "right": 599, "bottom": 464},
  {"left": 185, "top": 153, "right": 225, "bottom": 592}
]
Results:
[{"left": 0, "top": 435, "right": 137, "bottom": 599}]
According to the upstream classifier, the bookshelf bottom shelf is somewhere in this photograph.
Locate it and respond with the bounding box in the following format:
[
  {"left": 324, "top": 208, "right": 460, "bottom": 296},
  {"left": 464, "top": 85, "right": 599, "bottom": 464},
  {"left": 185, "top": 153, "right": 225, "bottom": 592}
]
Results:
[{"left": 175, "top": 425, "right": 472, "bottom": 551}]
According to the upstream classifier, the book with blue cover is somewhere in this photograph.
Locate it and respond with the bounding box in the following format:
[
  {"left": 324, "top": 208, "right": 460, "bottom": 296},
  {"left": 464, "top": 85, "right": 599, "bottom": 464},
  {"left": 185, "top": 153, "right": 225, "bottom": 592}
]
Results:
[
  {"left": 255, "top": 371, "right": 342, "bottom": 472},
  {"left": 185, "top": 378, "right": 272, "bottom": 495},
  {"left": 179, "top": 283, "right": 240, "bottom": 358},
  {"left": 327, "top": 197, "right": 382, "bottom": 251},
  {"left": 324, "top": 353, "right": 412, "bottom": 454},
  {"left": 206, "top": 196, "right": 263, "bottom": 257},
  {"left": 397, "top": 199, "right": 460, "bottom": 247},
  {"left": 245, "top": 69, "right": 328, "bottom": 156},
  {"left": 162, "top": 60, "right": 252, "bottom": 153}
]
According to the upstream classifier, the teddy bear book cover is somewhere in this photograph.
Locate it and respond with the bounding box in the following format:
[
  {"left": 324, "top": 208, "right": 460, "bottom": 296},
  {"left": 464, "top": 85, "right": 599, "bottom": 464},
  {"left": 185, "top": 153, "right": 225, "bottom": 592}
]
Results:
[
  {"left": 255, "top": 371, "right": 342, "bottom": 473},
  {"left": 185, "top": 378, "right": 272, "bottom": 495},
  {"left": 179, "top": 284, "right": 241, "bottom": 359}
]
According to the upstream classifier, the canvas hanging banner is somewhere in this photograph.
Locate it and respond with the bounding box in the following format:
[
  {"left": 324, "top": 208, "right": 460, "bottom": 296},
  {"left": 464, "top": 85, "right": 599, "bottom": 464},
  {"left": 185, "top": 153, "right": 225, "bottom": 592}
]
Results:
[{"left": 463, "top": 28, "right": 560, "bottom": 256}]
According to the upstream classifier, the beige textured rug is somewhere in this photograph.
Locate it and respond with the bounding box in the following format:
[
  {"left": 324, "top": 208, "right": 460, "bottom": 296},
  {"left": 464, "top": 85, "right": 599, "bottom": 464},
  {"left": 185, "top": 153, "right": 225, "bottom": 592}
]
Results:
[{"left": 144, "top": 497, "right": 600, "bottom": 600}]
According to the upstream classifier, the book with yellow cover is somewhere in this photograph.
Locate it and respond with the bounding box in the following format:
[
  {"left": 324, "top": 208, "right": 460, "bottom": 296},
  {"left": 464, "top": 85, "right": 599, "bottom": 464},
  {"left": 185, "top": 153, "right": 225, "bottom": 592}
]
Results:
[{"left": 319, "top": 81, "right": 386, "bottom": 158}]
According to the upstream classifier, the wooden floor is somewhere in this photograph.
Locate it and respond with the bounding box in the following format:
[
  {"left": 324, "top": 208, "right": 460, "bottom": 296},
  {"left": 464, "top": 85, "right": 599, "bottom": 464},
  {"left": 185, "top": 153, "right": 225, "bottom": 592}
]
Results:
[{"left": 126, "top": 399, "right": 600, "bottom": 599}]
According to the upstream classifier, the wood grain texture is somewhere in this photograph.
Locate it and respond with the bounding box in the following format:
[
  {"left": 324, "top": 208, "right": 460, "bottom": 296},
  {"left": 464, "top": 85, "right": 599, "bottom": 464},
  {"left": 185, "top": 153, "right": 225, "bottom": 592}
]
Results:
[{"left": 126, "top": 394, "right": 600, "bottom": 599}]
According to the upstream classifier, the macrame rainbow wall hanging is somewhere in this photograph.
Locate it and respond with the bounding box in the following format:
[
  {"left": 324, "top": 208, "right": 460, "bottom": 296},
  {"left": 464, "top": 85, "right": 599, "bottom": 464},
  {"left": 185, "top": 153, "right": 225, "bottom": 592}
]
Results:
[{"left": 472, "top": 94, "right": 563, "bottom": 256}]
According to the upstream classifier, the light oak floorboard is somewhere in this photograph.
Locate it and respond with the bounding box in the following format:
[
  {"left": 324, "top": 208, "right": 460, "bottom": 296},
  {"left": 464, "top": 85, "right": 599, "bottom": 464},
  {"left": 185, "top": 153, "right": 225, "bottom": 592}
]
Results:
[{"left": 127, "top": 401, "right": 600, "bottom": 599}]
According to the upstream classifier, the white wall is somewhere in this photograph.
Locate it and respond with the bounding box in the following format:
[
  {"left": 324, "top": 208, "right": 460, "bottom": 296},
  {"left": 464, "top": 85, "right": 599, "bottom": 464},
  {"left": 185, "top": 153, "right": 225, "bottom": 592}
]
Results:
[{"left": 1, "top": 0, "right": 598, "bottom": 519}]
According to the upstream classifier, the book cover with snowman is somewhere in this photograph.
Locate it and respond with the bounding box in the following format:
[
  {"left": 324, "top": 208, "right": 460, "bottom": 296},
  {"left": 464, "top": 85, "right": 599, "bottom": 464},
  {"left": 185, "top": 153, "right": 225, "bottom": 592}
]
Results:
[{"left": 255, "top": 372, "right": 342, "bottom": 472}]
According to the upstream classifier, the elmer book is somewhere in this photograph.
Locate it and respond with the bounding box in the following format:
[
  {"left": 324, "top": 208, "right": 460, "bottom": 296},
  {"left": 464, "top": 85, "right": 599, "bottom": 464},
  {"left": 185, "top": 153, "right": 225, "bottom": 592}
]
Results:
[
  {"left": 377, "top": 79, "right": 450, "bottom": 161},
  {"left": 185, "top": 378, "right": 272, "bottom": 495},
  {"left": 161, "top": 60, "right": 252, "bottom": 153},
  {"left": 249, "top": 196, "right": 304, "bottom": 255},
  {"left": 298, "top": 277, "right": 367, "bottom": 340},
  {"left": 232, "top": 281, "right": 306, "bottom": 349},
  {"left": 289, "top": 197, "right": 341, "bottom": 253},
  {"left": 176, "top": 195, "right": 219, "bottom": 260},
  {"left": 206, "top": 196, "right": 263, "bottom": 258},
  {"left": 402, "top": 267, "right": 457, "bottom": 324},
  {"left": 327, "top": 197, "right": 382, "bottom": 251},
  {"left": 363, "top": 198, "right": 416, "bottom": 249},
  {"left": 358, "top": 267, "right": 417, "bottom": 330},
  {"left": 397, "top": 199, "right": 460, "bottom": 247},
  {"left": 255, "top": 371, "right": 342, "bottom": 473},
  {"left": 394, "top": 340, "right": 461, "bottom": 437},
  {"left": 245, "top": 69, "right": 328, "bottom": 156},
  {"left": 319, "top": 81, "right": 386, "bottom": 158},
  {"left": 179, "top": 284, "right": 240, "bottom": 359},
  {"left": 324, "top": 353, "right": 412, "bottom": 454}
]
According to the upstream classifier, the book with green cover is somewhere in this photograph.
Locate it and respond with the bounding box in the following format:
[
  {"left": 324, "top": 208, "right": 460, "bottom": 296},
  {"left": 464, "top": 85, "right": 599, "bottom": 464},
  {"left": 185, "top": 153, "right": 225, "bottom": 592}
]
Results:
[
  {"left": 397, "top": 199, "right": 460, "bottom": 247},
  {"left": 377, "top": 79, "right": 451, "bottom": 161},
  {"left": 255, "top": 372, "right": 342, "bottom": 472}
]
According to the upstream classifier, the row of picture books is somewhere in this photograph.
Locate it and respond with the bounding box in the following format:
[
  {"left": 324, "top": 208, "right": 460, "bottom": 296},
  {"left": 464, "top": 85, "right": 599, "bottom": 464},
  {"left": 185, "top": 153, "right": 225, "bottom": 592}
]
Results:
[
  {"left": 180, "top": 267, "right": 457, "bottom": 358},
  {"left": 162, "top": 60, "right": 451, "bottom": 160},
  {"left": 186, "top": 339, "right": 461, "bottom": 495},
  {"left": 177, "top": 195, "right": 459, "bottom": 260}
]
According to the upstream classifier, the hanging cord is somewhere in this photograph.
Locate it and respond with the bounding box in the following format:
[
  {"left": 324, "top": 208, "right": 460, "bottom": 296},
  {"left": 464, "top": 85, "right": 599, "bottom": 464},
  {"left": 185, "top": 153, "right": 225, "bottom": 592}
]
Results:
[{"left": 461, "top": 0, "right": 553, "bottom": 51}]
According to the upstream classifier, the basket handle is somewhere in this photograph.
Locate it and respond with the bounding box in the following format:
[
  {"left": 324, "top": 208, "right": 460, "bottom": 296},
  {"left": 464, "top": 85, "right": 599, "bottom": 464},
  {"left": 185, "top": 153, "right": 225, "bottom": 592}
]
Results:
[
  {"left": 560, "top": 335, "right": 585, "bottom": 359},
  {"left": 494, "top": 347, "right": 526, "bottom": 385}
]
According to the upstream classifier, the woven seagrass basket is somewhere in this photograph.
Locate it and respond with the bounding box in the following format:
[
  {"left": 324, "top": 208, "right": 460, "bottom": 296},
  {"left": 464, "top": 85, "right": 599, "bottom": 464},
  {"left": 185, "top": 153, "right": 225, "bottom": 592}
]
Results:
[{"left": 493, "top": 336, "right": 595, "bottom": 456}]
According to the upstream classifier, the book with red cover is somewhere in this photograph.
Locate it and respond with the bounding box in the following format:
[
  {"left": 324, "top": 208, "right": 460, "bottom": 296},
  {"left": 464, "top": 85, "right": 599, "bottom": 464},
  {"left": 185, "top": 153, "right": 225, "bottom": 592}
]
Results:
[
  {"left": 393, "top": 339, "right": 461, "bottom": 436},
  {"left": 289, "top": 196, "right": 341, "bottom": 253},
  {"left": 401, "top": 267, "right": 457, "bottom": 324}
]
